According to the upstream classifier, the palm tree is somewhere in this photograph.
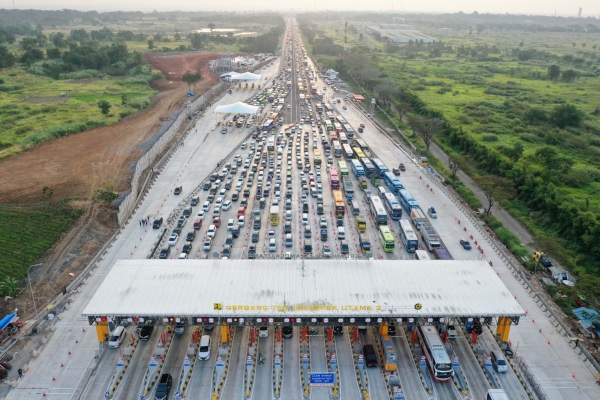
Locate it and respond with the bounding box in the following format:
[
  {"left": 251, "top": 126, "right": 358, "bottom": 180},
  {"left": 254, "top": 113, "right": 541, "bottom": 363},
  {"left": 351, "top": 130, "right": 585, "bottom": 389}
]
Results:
[{"left": 208, "top": 23, "right": 216, "bottom": 34}]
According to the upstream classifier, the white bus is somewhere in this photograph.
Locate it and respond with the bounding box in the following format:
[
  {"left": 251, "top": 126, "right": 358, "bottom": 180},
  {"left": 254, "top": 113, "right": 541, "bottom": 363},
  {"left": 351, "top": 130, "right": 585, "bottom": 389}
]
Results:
[
  {"left": 368, "top": 196, "right": 388, "bottom": 226},
  {"left": 486, "top": 390, "right": 509, "bottom": 400},
  {"left": 414, "top": 250, "right": 431, "bottom": 260},
  {"left": 417, "top": 325, "right": 453, "bottom": 381},
  {"left": 399, "top": 219, "right": 419, "bottom": 253},
  {"left": 332, "top": 140, "right": 342, "bottom": 158},
  {"left": 342, "top": 143, "right": 353, "bottom": 159}
]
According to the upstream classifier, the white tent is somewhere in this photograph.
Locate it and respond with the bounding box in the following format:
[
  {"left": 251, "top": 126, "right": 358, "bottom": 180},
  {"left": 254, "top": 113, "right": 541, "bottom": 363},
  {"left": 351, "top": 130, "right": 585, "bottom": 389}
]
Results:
[
  {"left": 220, "top": 71, "right": 239, "bottom": 78},
  {"left": 229, "top": 72, "right": 262, "bottom": 81},
  {"left": 214, "top": 102, "right": 259, "bottom": 115}
]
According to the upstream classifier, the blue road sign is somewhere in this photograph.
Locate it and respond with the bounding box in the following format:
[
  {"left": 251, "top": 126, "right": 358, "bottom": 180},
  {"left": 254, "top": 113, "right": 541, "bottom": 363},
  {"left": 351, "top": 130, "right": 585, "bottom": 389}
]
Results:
[{"left": 309, "top": 373, "right": 335, "bottom": 386}]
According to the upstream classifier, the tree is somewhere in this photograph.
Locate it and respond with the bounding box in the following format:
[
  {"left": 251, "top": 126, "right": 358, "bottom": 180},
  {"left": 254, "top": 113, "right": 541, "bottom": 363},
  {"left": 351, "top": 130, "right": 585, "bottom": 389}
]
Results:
[
  {"left": 97, "top": 100, "right": 111, "bottom": 117},
  {"left": 408, "top": 115, "right": 443, "bottom": 150},
  {"left": 373, "top": 78, "right": 399, "bottom": 107},
  {"left": 190, "top": 33, "right": 204, "bottom": 50},
  {"left": 508, "top": 142, "right": 524, "bottom": 162},
  {"left": 547, "top": 64, "right": 560, "bottom": 81},
  {"left": 0, "top": 277, "right": 20, "bottom": 298},
  {"left": 550, "top": 103, "right": 582, "bottom": 128},
  {"left": 121, "top": 94, "right": 128, "bottom": 105},
  {"left": 147, "top": 39, "right": 154, "bottom": 49},
  {"left": 94, "top": 181, "right": 118, "bottom": 205},
  {"left": 0, "top": 46, "right": 16, "bottom": 68},
  {"left": 475, "top": 175, "right": 515, "bottom": 215},
  {"left": 174, "top": 32, "right": 181, "bottom": 41},
  {"left": 535, "top": 147, "right": 573, "bottom": 183},
  {"left": 358, "top": 33, "right": 363, "bottom": 41},
  {"left": 208, "top": 23, "right": 216, "bottom": 33},
  {"left": 46, "top": 47, "right": 61, "bottom": 59},
  {"left": 448, "top": 156, "right": 460, "bottom": 181},
  {"left": 182, "top": 71, "right": 202, "bottom": 93},
  {"left": 561, "top": 69, "right": 579, "bottom": 82}
]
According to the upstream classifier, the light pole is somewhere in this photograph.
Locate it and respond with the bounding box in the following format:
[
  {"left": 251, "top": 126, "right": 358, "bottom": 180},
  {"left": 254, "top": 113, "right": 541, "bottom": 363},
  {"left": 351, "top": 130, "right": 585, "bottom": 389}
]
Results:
[{"left": 28, "top": 263, "right": 42, "bottom": 317}]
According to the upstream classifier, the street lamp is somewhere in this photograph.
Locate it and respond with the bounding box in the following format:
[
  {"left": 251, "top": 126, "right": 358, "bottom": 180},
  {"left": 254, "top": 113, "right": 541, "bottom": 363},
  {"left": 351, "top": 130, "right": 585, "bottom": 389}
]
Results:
[{"left": 28, "top": 263, "right": 42, "bottom": 317}]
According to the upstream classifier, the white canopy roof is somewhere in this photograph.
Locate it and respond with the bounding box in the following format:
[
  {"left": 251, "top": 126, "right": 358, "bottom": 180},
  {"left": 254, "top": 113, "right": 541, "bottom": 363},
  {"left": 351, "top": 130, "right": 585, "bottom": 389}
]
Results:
[
  {"left": 82, "top": 259, "right": 524, "bottom": 318},
  {"left": 214, "top": 102, "right": 259, "bottom": 115},
  {"left": 229, "top": 72, "right": 262, "bottom": 81},
  {"left": 220, "top": 71, "right": 239, "bottom": 78}
]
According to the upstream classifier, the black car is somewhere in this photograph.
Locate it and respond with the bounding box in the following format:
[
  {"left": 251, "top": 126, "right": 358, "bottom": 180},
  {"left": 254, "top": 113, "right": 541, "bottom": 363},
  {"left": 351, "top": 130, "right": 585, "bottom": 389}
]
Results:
[
  {"left": 302, "top": 202, "right": 309, "bottom": 213},
  {"left": 253, "top": 219, "right": 261, "bottom": 229},
  {"left": 248, "top": 244, "right": 257, "bottom": 259},
  {"left": 472, "top": 320, "right": 483, "bottom": 334},
  {"left": 186, "top": 231, "right": 195, "bottom": 241},
  {"left": 182, "top": 207, "right": 192, "bottom": 217},
  {"left": 387, "top": 325, "right": 396, "bottom": 336},
  {"left": 333, "top": 326, "right": 344, "bottom": 335},
  {"left": 284, "top": 221, "right": 292, "bottom": 234},
  {"left": 182, "top": 242, "right": 193, "bottom": 254},
  {"left": 282, "top": 326, "right": 293, "bottom": 338},
  {"left": 152, "top": 218, "right": 163, "bottom": 229},
  {"left": 139, "top": 324, "right": 154, "bottom": 340},
  {"left": 203, "top": 181, "right": 211, "bottom": 190},
  {"left": 159, "top": 247, "right": 170, "bottom": 259},
  {"left": 363, "top": 344, "right": 378, "bottom": 368},
  {"left": 224, "top": 234, "right": 234, "bottom": 246},
  {"left": 174, "top": 186, "right": 182, "bottom": 195},
  {"left": 155, "top": 373, "right": 172, "bottom": 400}
]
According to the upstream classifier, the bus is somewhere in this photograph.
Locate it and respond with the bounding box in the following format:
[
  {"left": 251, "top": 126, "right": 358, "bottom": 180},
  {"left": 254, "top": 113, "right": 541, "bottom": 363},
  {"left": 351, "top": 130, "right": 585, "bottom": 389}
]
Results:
[
  {"left": 368, "top": 196, "right": 388, "bottom": 226},
  {"left": 350, "top": 159, "right": 365, "bottom": 177},
  {"left": 262, "top": 119, "right": 275, "bottom": 132},
  {"left": 326, "top": 112, "right": 334, "bottom": 122},
  {"left": 399, "top": 220, "right": 419, "bottom": 252},
  {"left": 299, "top": 93, "right": 306, "bottom": 105},
  {"left": 334, "top": 122, "right": 343, "bottom": 133},
  {"left": 486, "top": 390, "right": 509, "bottom": 400},
  {"left": 361, "top": 158, "right": 375, "bottom": 175},
  {"left": 398, "top": 189, "right": 420, "bottom": 213},
  {"left": 333, "top": 190, "right": 345, "bottom": 218},
  {"left": 329, "top": 168, "right": 340, "bottom": 190},
  {"left": 414, "top": 250, "right": 431, "bottom": 260},
  {"left": 269, "top": 206, "right": 280, "bottom": 226},
  {"left": 417, "top": 325, "right": 453, "bottom": 381},
  {"left": 316, "top": 92, "right": 324, "bottom": 101},
  {"left": 383, "top": 171, "right": 403, "bottom": 194},
  {"left": 329, "top": 131, "right": 338, "bottom": 141},
  {"left": 333, "top": 141, "right": 342, "bottom": 158},
  {"left": 342, "top": 144, "right": 354, "bottom": 159},
  {"left": 352, "top": 147, "right": 366, "bottom": 160},
  {"left": 353, "top": 138, "right": 369, "bottom": 153},
  {"left": 267, "top": 137, "right": 276, "bottom": 155},
  {"left": 324, "top": 104, "right": 333, "bottom": 113},
  {"left": 326, "top": 121, "right": 334, "bottom": 132},
  {"left": 314, "top": 150, "right": 322, "bottom": 166},
  {"left": 383, "top": 192, "right": 403, "bottom": 221},
  {"left": 338, "top": 160, "right": 349, "bottom": 176},
  {"left": 338, "top": 132, "right": 348, "bottom": 144},
  {"left": 316, "top": 104, "right": 323, "bottom": 113},
  {"left": 342, "top": 123, "right": 355, "bottom": 138},
  {"left": 371, "top": 158, "right": 388, "bottom": 177},
  {"left": 379, "top": 226, "right": 395, "bottom": 252}
]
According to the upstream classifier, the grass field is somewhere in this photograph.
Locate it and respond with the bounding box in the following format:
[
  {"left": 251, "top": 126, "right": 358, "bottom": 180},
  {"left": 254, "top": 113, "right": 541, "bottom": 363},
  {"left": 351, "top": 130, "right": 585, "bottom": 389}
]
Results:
[{"left": 0, "top": 203, "right": 81, "bottom": 280}]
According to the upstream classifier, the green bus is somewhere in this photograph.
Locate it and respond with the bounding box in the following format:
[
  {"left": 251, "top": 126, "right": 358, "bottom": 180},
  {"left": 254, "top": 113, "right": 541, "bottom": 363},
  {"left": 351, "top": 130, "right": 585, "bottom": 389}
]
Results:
[{"left": 379, "top": 225, "right": 395, "bottom": 253}]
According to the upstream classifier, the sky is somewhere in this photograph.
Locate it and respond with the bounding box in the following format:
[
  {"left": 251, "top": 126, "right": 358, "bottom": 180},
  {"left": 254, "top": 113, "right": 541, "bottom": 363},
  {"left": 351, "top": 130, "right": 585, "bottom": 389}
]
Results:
[{"left": 6, "top": 0, "right": 600, "bottom": 18}]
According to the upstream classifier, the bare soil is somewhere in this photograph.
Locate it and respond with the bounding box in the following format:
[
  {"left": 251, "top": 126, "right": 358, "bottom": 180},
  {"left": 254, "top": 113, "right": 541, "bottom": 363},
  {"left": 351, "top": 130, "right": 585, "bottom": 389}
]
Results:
[{"left": 0, "top": 52, "right": 218, "bottom": 319}]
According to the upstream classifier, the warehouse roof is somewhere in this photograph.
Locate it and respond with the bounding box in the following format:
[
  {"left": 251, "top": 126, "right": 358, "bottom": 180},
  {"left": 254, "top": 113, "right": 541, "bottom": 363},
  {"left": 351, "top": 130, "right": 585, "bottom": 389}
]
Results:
[{"left": 82, "top": 259, "right": 524, "bottom": 318}]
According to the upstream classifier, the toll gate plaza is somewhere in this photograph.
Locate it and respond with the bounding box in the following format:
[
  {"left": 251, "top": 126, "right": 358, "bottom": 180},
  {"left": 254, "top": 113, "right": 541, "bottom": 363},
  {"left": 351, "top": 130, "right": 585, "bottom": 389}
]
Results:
[{"left": 82, "top": 259, "right": 524, "bottom": 331}]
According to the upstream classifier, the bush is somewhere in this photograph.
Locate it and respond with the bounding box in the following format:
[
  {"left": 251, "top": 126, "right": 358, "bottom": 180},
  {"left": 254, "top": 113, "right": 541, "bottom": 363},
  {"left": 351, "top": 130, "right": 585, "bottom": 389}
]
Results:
[
  {"left": 0, "top": 84, "right": 24, "bottom": 92},
  {"left": 59, "top": 70, "right": 105, "bottom": 80},
  {"left": 482, "top": 134, "right": 498, "bottom": 142},
  {"left": 127, "top": 97, "right": 152, "bottom": 110}
]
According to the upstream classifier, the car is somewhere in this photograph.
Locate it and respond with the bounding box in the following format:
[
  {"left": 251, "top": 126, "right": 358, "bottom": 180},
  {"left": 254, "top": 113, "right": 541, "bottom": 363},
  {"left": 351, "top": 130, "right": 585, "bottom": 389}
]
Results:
[
  {"left": 203, "top": 237, "right": 213, "bottom": 251},
  {"left": 363, "top": 344, "right": 377, "bottom": 367},
  {"left": 399, "top": 163, "right": 406, "bottom": 172},
  {"left": 174, "top": 186, "right": 182, "bottom": 195},
  {"left": 206, "top": 225, "right": 216, "bottom": 238},
  {"left": 308, "top": 326, "right": 318, "bottom": 335},
  {"left": 203, "top": 182, "right": 211, "bottom": 191},
  {"left": 222, "top": 200, "right": 232, "bottom": 211},
  {"left": 159, "top": 247, "right": 170, "bottom": 259},
  {"left": 319, "top": 216, "right": 328, "bottom": 229},
  {"left": 182, "top": 207, "right": 192, "bottom": 217},
  {"left": 212, "top": 217, "right": 221, "bottom": 227},
  {"left": 152, "top": 218, "right": 164, "bottom": 229},
  {"left": 333, "top": 326, "right": 343, "bottom": 335},
  {"left": 139, "top": 324, "right": 155, "bottom": 340},
  {"left": 185, "top": 231, "right": 195, "bottom": 241},
  {"left": 282, "top": 326, "right": 293, "bottom": 338},
  {"left": 392, "top": 168, "right": 401, "bottom": 176},
  {"left": 323, "top": 244, "right": 332, "bottom": 258},
  {"left": 222, "top": 245, "right": 232, "bottom": 258},
  {"left": 155, "top": 373, "right": 173, "bottom": 400},
  {"left": 182, "top": 241, "right": 193, "bottom": 254},
  {"left": 427, "top": 206, "right": 438, "bottom": 218},
  {"left": 167, "top": 232, "right": 178, "bottom": 246},
  {"left": 447, "top": 325, "right": 457, "bottom": 339},
  {"left": 238, "top": 216, "right": 245, "bottom": 227},
  {"left": 460, "top": 239, "right": 472, "bottom": 250},
  {"left": 259, "top": 326, "right": 269, "bottom": 337},
  {"left": 248, "top": 244, "right": 257, "bottom": 259},
  {"left": 175, "top": 322, "right": 185, "bottom": 335},
  {"left": 268, "top": 238, "right": 277, "bottom": 252},
  {"left": 284, "top": 221, "right": 292, "bottom": 234},
  {"left": 177, "top": 217, "right": 187, "bottom": 229},
  {"left": 253, "top": 218, "right": 261, "bottom": 229}
]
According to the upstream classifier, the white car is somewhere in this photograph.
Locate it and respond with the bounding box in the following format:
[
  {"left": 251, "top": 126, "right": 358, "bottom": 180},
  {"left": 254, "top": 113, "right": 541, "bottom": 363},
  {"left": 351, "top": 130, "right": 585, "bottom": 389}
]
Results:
[
  {"left": 323, "top": 244, "right": 332, "bottom": 258},
  {"left": 319, "top": 216, "right": 328, "bottom": 229},
  {"left": 238, "top": 216, "right": 245, "bottom": 227},
  {"left": 268, "top": 230, "right": 276, "bottom": 239},
  {"left": 197, "top": 210, "right": 206, "bottom": 220},
  {"left": 259, "top": 326, "right": 269, "bottom": 337},
  {"left": 203, "top": 237, "right": 212, "bottom": 251},
  {"left": 212, "top": 207, "right": 221, "bottom": 217},
  {"left": 168, "top": 233, "right": 178, "bottom": 246},
  {"left": 222, "top": 200, "right": 232, "bottom": 211},
  {"left": 207, "top": 225, "right": 217, "bottom": 238},
  {"left": 227, "top": 219, "right": 235, "bottom": 231}
]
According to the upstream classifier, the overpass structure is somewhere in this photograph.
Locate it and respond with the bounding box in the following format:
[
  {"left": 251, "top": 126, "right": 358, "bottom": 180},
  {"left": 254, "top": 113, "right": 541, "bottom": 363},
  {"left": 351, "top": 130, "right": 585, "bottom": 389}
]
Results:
[{"left": 83, "top": 259, "right": 523, "bottom": 340}]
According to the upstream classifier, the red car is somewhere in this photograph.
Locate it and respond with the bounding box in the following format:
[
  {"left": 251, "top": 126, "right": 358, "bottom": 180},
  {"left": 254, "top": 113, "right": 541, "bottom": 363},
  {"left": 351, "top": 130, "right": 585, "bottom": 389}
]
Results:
[
  {"left": 359, "top": 123, "right": 365, "bottom": 128},
  {"left": 212, "top": 216, "right": 221, "bottom": 228},
  {"left": 399, "top": 163, "right": 406, "bottom": 172}
]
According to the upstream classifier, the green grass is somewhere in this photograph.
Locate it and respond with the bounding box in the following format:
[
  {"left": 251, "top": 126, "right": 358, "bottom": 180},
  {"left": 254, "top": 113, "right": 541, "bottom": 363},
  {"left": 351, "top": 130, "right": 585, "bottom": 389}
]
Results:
[
  {"left": 0, "top": 66, "right": 158, "bottom": 158},
  {"left": 0, "top": 202, "right": 82, "bottom": 279}
]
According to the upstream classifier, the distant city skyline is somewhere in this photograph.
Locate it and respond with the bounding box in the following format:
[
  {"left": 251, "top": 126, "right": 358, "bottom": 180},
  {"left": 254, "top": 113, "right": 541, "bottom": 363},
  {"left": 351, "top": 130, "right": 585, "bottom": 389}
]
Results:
[{"left": 4, "top": 0, "right": 600, "bottom": 18}]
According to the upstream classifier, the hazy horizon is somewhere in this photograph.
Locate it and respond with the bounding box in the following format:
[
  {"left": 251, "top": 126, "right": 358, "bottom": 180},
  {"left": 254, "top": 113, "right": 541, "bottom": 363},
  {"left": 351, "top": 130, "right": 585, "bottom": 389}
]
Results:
[{"left": 4, "top": 1, "right": 600, "bottom": 18}]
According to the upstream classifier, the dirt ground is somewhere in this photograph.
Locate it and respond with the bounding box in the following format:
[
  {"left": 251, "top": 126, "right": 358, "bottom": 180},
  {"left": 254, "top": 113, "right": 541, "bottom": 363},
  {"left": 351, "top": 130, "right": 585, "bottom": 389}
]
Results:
[{"left": 0, "top": 52, "right": 218, "bottom": 319}]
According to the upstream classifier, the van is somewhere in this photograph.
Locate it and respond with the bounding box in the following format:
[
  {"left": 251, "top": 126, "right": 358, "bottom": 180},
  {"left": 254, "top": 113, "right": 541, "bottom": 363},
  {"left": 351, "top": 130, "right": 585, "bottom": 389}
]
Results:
[
  {"left": 490, "top": 350, "right": 508, "bottom": 373},
  {"left": 302, "top": 213, "right": 309, "bottom": 225},
  {"left": 304, "top": 239, "right": 313, "bottom": 254},
  {"left": 338, "top": 227, "right": 346, "bottom": 240},
  {"left": 193, "top": 218, "right": 202, "bottom": 230},
  {"left": 351, "top": 200, "right": 360, "bottom": 216},
  {"left": 108, "top": 326, "right": 126, "bottom": 348},
  {"left": 198, "top": 335, "right": 211, "bottom": 360}
]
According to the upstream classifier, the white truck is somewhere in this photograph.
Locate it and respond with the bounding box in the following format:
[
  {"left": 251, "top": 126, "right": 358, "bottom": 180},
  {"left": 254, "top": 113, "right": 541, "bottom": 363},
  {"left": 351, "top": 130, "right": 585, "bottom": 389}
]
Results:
[{"left": 420, "top": 223, "right": 441, "bottom": 252}]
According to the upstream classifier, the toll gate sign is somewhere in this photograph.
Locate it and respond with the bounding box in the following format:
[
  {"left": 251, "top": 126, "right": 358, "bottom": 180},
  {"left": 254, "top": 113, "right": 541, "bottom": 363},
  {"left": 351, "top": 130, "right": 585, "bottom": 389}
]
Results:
[{"left": 309, "top": 372, "right": 335, "bottom": 386}]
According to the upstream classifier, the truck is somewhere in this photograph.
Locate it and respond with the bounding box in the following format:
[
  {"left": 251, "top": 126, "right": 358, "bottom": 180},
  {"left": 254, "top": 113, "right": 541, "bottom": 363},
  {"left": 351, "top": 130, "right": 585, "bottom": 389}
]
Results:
[
  {"left": 359, "top": 234, "right": 371, "bottom": 253},
  {"left": 355, "top": 216, "right": 367, "bottom": 234},
  {"left": 369, "top": 173, "right": 380, "bottom": 188},
  {"left": 410, "top": 208, "right": 427, "bottom": 231},
  {"left": 533, "top": 251, "right": 553, "bottom": 268},
  {"left": 343, "top": 178, "right": 354, "bottom": 199},
  {"left": 420, "top": 223, "right": 441, "bottom": 252},
  {"left": 433, "top": 247, "right": 454, "bottom": 260},
  {"left": 427, "top": 206, "right": 438, "bottom": 219},
  {"left": 358, "top": 176, "right": 368, "bottom": 190},
  {"left": 550, "top": 268, "right": 575, "bottom": 286}
]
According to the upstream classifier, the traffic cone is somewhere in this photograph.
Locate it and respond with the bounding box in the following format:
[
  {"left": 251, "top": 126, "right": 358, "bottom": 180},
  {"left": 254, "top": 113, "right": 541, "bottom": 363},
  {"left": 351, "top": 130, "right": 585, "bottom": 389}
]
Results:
[
  {"left": 52, "top": 376, "right": 56, "bottom": 381},
  {"left": 68, "top": 350, "right": 71, "bottom": 355}
]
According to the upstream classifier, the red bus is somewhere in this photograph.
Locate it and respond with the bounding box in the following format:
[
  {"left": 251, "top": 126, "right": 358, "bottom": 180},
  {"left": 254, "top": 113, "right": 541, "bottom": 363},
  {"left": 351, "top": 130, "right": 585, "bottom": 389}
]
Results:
[{"left": 329, "top": 168, "right": 340, "bottom": 190}]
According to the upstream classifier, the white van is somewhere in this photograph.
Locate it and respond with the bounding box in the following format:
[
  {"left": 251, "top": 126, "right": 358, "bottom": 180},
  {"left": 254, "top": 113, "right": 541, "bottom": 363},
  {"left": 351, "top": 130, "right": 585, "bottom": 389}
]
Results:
[
  {"left": 198, "top": 335, "right": 211, "bottom": 360},
  {"left": 490, "top": 350, "right": 508, "bottom": 373},
  {"left": 302, "top": 213, "right": 309, "bottom": 225},
  {"left": 108, "top": 326, "right": 126, "bottom": 348},
  {"left": 351, "top": 200, "right": 360, "bottom": 216},
  {"left": 338, "top": 227, "right": 346, "bottom": 240}
]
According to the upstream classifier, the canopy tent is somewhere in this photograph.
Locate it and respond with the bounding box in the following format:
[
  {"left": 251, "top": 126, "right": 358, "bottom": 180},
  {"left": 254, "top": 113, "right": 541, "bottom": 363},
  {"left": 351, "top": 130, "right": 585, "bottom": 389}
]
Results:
[
  {"left": 214, "top": 102, "right": 259, "bottom": 115},
  {"left": 0, "top": 313, "right": 16, "bottom": 331},
  {"left": 229, "top": 72, "right": 262, "bottom": 81},
  {"left": 220, "top": 71, "right": 239, "bottom": 79}
]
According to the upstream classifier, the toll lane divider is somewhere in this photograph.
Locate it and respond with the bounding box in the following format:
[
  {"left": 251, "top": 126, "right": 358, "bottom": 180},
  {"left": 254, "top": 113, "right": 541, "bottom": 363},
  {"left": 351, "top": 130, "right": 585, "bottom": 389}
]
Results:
[
  {"left": 105, "top": 336, "right": 139, "bottom": 399},
  {"left": 402, "top": 325, "right": 433, "bottom": 395},
  {"left": 141, "top": 329, "right": 174, "bottom": 398},
  {"left": 212, "top": 326, "right": 235, "bottom": 398}
]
